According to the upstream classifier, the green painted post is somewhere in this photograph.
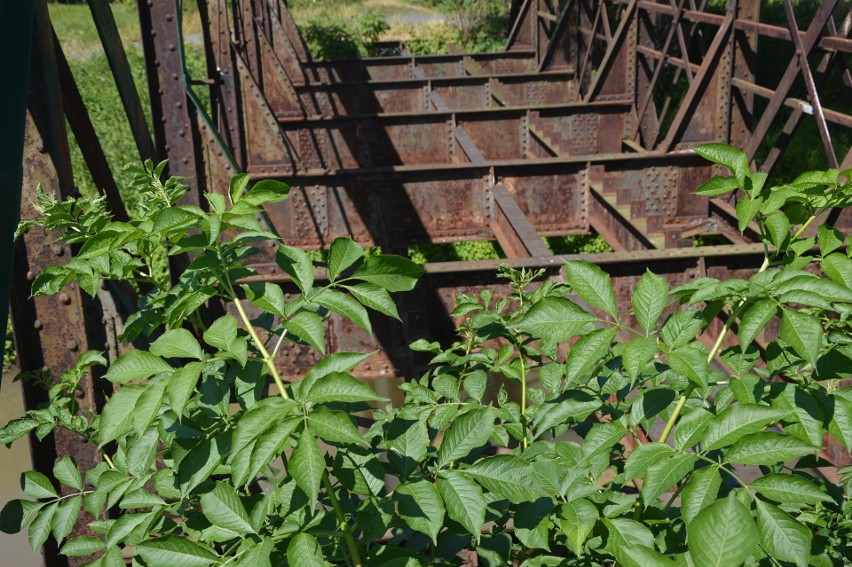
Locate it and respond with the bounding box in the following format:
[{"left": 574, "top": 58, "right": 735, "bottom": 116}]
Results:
[{"left": 0, "top": 2, "right": 36, "bottom": 370}]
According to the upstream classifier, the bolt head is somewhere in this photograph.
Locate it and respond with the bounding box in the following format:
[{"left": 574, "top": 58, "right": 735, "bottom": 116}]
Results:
[
  {"left": 33, "top": 320, "right": 43, "bottom": 330},
  {"left": 67, "top": 340, "right": 79, "bottom": 352},
  {"left": 59, "top": 292, "right": 71, "bottom": 305}
]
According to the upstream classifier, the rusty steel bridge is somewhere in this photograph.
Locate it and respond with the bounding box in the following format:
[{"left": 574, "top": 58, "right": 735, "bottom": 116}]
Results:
[{"left": 2, "top": 1, "right": 851, "bottom": 558}]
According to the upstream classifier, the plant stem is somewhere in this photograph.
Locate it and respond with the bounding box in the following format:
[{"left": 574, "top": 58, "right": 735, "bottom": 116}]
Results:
[
  {"left": 659, "top": 252, "right": 772, "bottom": 443},
  {"left": 217, "top": 248, "right": 290, "bottom": 400},
  {"left": 232, "top": 297, "right": 290, "bottom": 400},
  {"left": 102, "top": 453, "right": 115, "bottom": 469},
  {"left": 321, "top": 472, "right": 363, "bottom": 567},
  {"left": 695, "top": 454, "right": 755, "bottom": 497}
]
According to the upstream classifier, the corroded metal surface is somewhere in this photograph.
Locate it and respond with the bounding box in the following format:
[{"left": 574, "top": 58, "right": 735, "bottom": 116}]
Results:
[{"left": 9, "top": 0, "right": 852, "bottom": 497}]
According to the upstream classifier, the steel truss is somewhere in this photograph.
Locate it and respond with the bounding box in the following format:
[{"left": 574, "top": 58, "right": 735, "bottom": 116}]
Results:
[{"left": 6, "top": 2, "right": 852, "bottom": 553}]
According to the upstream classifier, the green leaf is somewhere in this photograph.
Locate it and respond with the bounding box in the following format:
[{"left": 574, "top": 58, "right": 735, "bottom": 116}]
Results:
[
  {"left": 203, "top": 315, "right": 238, "bottom": 351},
  {"left": 150, "top": 329, "right": 204, "bottom": 360},
  {"left": 749, "top": 473, "right": 833, "bottom": 505},
  {"left": 106, "top": 512, "right": 154, "bottom": 547},
  {"left": 60, "top": 536, "right": 106, "bottom": 557},
  {"left": 817, "top": 225, "right": 844, "bottom": 256},
  {"left": 228, "top": 173, "right": 250, "bottom": 205},
  {"left": 0, "top": 417, "right": 38, "bottom": 446},
  {"left": 286, "top": 533, "right": 330, "bottom": 567},
  {"left": 821, "top": 253, "right": 852, "bottom": 289},
  {"left": 53, "top": 456, "right": 83, "bottom": 492},
  {"left": 200, "top": 482, "right": 255, "bottom": 535},
  {"left": 243, "top": 179, "right": 290, "bottom": 206},
  {"left": 314, "top": 289, "right": 372, "bottom": 334},
  {"left": 516, "top": 297, "right": 596, "bottom": 342},
  {"left": 290, "top": 429, "right": 325, "bottom": 506},
  {"left": 694, "top": 175, "right": 741, "bottom": 197},
  {"left": 28, "top": 501, "right": 56, "bottom": 550},
  {"left": 564, "top": 327, "right": 617, "bottom": 386},
  {"left": 118, "top": 488, "right": 166, "bottom": 509},
  {"left": 51, "top": 495, "right": 81, "bottom": 543},
  {"left": 668, "top": 344, "right": 709, "bottom": 388},
  {"left": 242, "top": 282, "right": 287, "bottom": 318},
  {"left": 136, "top": 535, "right": 218, "bottom": 567},
  {"left": 133, "top": 379, "right": 167, "bottom": 436},
  {"left": 736, "top": 196, "right": 763, "bottom": 232},
  {"left": 282, "top": 311, "right": 325, "bottom": 353},
  {"left": 342, "top": 283, "right": 400, "bottom": 320},
  {"left": 178, "top": 434, "right": 227, "bottom": 497},
  {"left": 307, "top": 406, "right": 367, "bottom": 446},
  {"left": 604, "top": 517, "right": 654, "bottom": 549},
  {"left": 559, "top": 499, "right": 598, "bottom": 557},
  {"left": 437, "top": 407, "right": 495, "bottom": 467},
  {"left": 642, "top": 453, "right": 697, "bottom": 505},
  {"left": 623, "top": 336, "right": 658, "bottom": 380},
  {"left": 384, "top": 417, "right": 430, "bottom": 463},
  {"left": 237, "top": 537, "right": 273, "bottom": 567},
  {"left": 103, "top": 350, "right": 173, "bottom": 383},
  {"left": 395, "top": 480, "right": 445, "bottom": 545},
  {"left": 688, "top": 494, "right": 757, "bottom": 567},
  {"left": 632, "top": 270, "right": 669, "bottom": 333},
  {"left": 298, "top": 352, "right": 373, "bottom": 398},
  {"left": 675, "top": 408, "right": 714, "bottom": 450},
  {"left": 738, "top": 299, "right": 777, "bottom": 349},
  {"left": 693, "top": 143, "right": 750, "bottom": 181},
  {"left": 327, "top": 237, "right": 364, "bottom": 280},
  {"left": 464, "top": 455, "right": 548, "bottom": 504},
  {"left": 0, "top": 499, "right": 42, "bottom": 534},
  {"left": 303, "top": 372, "right": 388, "bottom": 404},
  {"left": 661, "top": 310, "right": 702, "bottom": 349},
  {"left": 352, "top": 255, "right": 423, "bottom": 292},
  {"left": 98, "top": 385, "right": 145, "bottom": 446},
  {"left": 623, "top": 443, "right": 674, "bottom": 480},
  {"left": 231, "top": 398, "right": 297, "bottom": 456},
  {"left": 238, "top": 419, "right": 299, "bottom": 487},
  {"left": 564, "top": 260, "right": 618, "bottom": 319},
  {"left": 276, "top": 245, "right": 314, "bottom": 293},
  {"left": 582, "top": 421, "right": 628, "bottom": 461},
  {"left": 829, "top": 395, "right": 852, "bottom": 448},
  {"left": 779, "top": 309, "right": 823, "bottom": 366},
  {"left": 533, "top": 391, "right": 602, "bottom": 435},
  {"left": 724, "top": 432, "right": 816, "bottom": 465},
  {"left": 680, "top": 466, "right": 722, "bottom": 524},
  {"left": 514, "top": 497, "right": 554, "bottom": 551},
  {"left": 437, "top": 471, "right": 486, "bottom": 542},
  {"left": 764, "top": 213, "right": 790, "bottom": 249},
  {"left": 167, "top": 362, "right": 203, "bottom": 417},
  {"left": 613, "top": 544, "right": 676, "bottom": 567},
  {"left": 703, "top": 404, "right": 786, "bottom": 451},
  {"left": 754, "top": 499, "right": 811, "bottom": 567}
]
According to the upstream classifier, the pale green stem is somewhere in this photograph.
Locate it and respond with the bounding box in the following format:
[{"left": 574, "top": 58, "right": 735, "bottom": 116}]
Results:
[
  {"left": 321, "top": 473, "right": 363, "bottom": 567},
  {"left": 520, "top": 352, "right": 528, "bottom": 449},
  {"left": 659, "top": 250, "right": 774, "bottom": 443},
  {"left": 218, "top": 246, "right": 290, "bottom": 400},
  {"left": 232, "top": 298, "right": 289, "bottom": 400}
]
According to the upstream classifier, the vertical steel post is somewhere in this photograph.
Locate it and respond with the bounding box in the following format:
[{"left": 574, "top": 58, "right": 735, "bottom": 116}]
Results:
[
  {"left": 137, "top": 0, "right": 202, "bottom": 203},
  {"left": 0, "top": 1, "right": 36, "bottom": 367}
]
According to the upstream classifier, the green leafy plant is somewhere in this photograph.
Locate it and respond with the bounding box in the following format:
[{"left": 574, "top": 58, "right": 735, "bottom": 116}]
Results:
[{"left": 2, "top": 146, "right": 851, "bottom": 566}]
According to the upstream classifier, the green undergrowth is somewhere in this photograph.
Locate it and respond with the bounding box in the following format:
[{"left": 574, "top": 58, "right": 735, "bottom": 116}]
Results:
[{"left": 3, "top": 317, "right": 14, "bottom": 370}]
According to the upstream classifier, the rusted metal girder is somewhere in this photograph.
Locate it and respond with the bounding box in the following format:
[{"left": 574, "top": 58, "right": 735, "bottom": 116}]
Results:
[
  {"left": 9, "top": 0, "right": 852, "bottom": 509},
  {"left": 13, "top": 3, "right": 111, "bottom": 563}
]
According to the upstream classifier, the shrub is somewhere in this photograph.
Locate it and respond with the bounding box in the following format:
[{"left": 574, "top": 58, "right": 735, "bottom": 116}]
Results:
[{"left": 2, "top": 145, "right": 851, "bottom": 566}]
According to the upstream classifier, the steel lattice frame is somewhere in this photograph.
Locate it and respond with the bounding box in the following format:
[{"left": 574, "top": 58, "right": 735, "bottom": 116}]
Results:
[{"left": 6, "top": 1, "right": 852, "bottom": 556}]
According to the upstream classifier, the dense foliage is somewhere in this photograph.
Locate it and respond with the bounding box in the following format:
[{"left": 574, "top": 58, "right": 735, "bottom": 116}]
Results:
[{"left": 2, "top": 145, "right": 852, "bottom": 566}]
